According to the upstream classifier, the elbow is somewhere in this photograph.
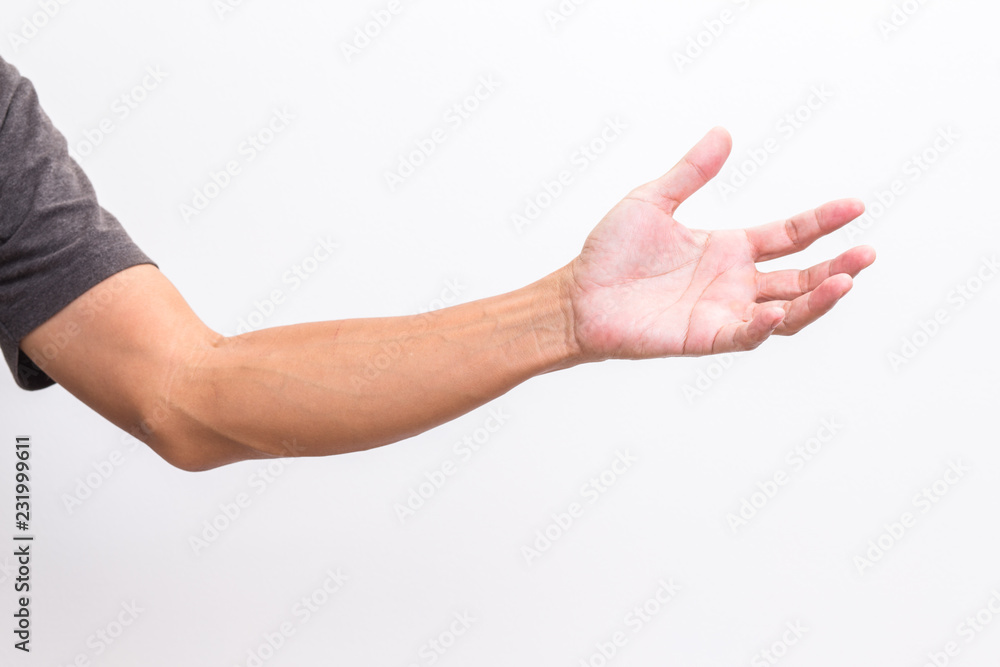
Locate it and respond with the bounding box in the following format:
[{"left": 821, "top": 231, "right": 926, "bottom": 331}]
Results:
[
  {"left": 158, "top": 437, "right": 227, "bottom": 473},
  {"left": 137, "top": 332, "right": 294, "bottom": 472},
  {"left": 135, "top": 416, "right": 223, "bottom": 473},
  {"left": 136, "top": 334, "right": 253, "bottom": 472},
  {"left": 135, "top": 397, "right": 256, "bottom": 473},
  {"left": 145, "top": 427, "right": 254, "bottom": 473}
]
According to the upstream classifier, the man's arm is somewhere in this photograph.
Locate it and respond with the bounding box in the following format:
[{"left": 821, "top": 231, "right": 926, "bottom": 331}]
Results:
[
  {"left": 22, "top": 262, "right": 577, "bottom": 471},
  {"left": 21, "top": 127, "right": 875, "bottom": 472}
]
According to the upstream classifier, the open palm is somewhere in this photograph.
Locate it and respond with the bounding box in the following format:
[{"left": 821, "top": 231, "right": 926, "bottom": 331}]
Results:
[{"left": 565, "top": 127, "right": 876, "bottom": 360}]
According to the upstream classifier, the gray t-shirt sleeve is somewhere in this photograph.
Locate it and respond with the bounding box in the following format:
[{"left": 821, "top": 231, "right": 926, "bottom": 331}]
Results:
[{"left": 0, "top": 57, "right": 156, "bottom": 391}]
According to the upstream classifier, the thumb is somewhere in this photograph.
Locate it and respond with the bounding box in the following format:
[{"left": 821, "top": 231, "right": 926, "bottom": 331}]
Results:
[{"left": 636, "top": 126, "right": 732, "bottom": 214}]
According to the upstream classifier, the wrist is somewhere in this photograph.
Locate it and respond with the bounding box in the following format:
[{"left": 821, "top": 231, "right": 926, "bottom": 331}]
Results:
[{"left": 531, "top": 264, "right": 588, "bottom": 371}]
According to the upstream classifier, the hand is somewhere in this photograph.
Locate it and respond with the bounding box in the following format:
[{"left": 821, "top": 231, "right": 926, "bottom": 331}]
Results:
[{"left": 563, "top": 127, "right": 876, "bottom": 361}]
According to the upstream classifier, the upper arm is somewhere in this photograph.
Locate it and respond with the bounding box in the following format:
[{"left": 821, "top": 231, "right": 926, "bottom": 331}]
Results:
[{"left": 20, "top": 264, "right": 247, "bottom": 471}]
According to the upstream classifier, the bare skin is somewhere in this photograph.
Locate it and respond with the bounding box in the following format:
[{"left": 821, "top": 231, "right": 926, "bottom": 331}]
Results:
[{"left": 21, "top": 127, "right": 874, "bottom": 471}]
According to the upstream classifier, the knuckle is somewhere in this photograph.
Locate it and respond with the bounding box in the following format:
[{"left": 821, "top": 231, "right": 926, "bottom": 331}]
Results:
[{"left": 784, "top": 219, "right": 802, "bottom": 246}]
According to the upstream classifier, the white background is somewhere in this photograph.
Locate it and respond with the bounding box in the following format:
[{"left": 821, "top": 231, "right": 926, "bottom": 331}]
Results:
[{"left": 2, "top": 1, "right": 999, "bottom": 665}]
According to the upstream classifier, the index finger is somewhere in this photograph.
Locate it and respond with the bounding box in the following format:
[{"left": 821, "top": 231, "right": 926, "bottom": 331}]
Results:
[{"left": 744, "top": 199, "right": 865, "bottom": 262}]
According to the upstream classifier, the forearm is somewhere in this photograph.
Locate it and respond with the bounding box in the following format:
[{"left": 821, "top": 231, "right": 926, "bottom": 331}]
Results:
[{"left": 161, "top": 268, "right": 581, "bottom": 465}]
